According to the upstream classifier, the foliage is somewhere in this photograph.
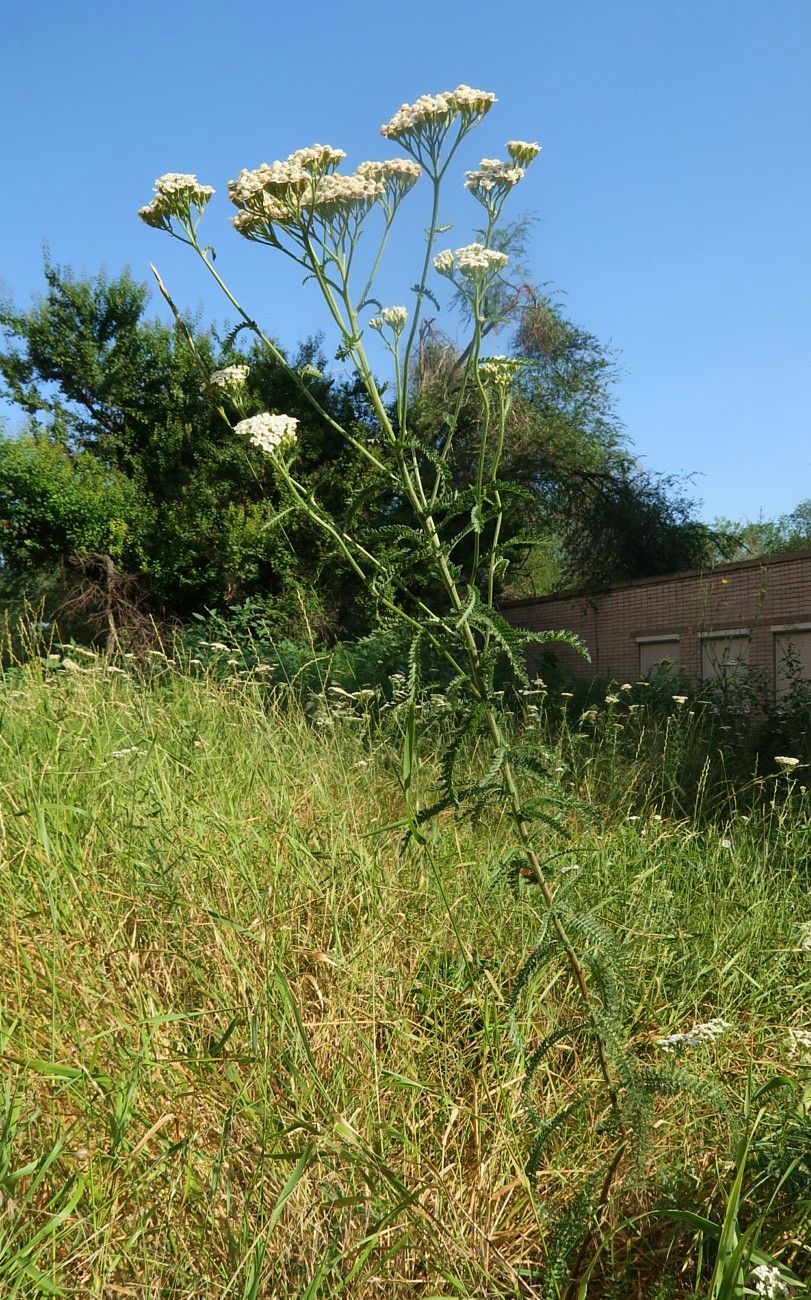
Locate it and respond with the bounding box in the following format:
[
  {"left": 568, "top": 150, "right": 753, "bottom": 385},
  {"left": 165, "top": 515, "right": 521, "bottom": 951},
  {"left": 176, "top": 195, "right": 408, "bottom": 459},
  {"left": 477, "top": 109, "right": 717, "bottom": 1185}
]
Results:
[
  {"left": 0, "top": 261, "right": 381, "bottom": 635},
  {"left": 0, "top": 654, "right": 808, "bottom": 1295},
  {"left": 711, "top": 500, "right": 811, "bottom": 562}
]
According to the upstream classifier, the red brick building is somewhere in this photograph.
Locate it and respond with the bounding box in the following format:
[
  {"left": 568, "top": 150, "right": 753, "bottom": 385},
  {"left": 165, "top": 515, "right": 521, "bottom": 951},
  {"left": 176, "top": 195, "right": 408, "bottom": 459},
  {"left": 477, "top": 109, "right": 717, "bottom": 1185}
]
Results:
[{"left": 501, "top": 548, "right": 811, "bottom": 691}]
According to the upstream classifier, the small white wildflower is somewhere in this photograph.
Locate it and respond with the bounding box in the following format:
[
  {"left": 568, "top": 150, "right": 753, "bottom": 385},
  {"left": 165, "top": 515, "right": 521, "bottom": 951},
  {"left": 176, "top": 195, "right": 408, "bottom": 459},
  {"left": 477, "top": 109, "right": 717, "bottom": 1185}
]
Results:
[
  {"left": 775, "top": 755, "right": 800, "bottom": 767},
  {"left": 139, "top": 173, "right": 214, "bottom": 229},
  {"left": 380, "top": 85, "right": 496, "bottom": 142},
  {"left": 656, "top": 1018, "right": 732, "bottom": 1052},
  {"left": 751, "top": 1263, "right": 790, "bottom": 1298},
  {"left": 506, "top": 140, "right": 542, "bottom": 166},
  {"left": 799, "top": 921, "right": 811, "bottom": 951},
  {"left": 620, "top": 683, "right": 633, "bottom": 691},
  {"left": 235, "top": 412, "right": 298, "bottom": 456},
  {"left": 605, "top": 694, "right": 620, "bottom": 705},
  {"left": 478, "top": 355, "right": 525, "bottom": 389},
  {"left": 720, "top": 838, "right": 733, "bottom": 849},
  {"left": 368, "top": 305, "right": 408, "bottom": 334},
  {"left": 60, "top": 657, "right": 84, "bottom": 672},
  {"left": 208, "top": 364, "right": 250, "bottom": 391},
  {"left": 464, "top": 158, "right": 525, "bottom": 209},
  {"left": 209, "top": 642, "right": 230, "bottom": 652},
  {"left": 110, "top": 746, "right": 143, "bottom": 758},
  {"left": 560, "top": 691, "right": 574, "bottom": 699},
  {"left": 672, "top": 695, "right": 688, "bottom": 705}
]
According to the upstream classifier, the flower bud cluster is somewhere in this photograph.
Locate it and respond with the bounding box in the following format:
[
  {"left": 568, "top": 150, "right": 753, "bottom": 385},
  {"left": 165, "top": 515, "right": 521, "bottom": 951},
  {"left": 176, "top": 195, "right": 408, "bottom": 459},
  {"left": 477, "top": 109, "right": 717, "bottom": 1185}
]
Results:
[
  {"left": 655, "top": 1018, "right": 731, "bottom": 1052},
  {"left": 228, "top": 147, "right": 418, "bottom": 240},
  {"left": 434, "top": 243, "right": 509, "bottom": 283},
  {"left": 380, "top": 85, "right": 496, "bottom": 142},
  {"left": 209, "top": 364, "right": 250, "bottom": 391},
  {"left": 478, "top": 356, "right": 525, "bottom": 389},
  {"left": 506, "top": 140, "right": 542, "bottom": 166},
  {"left": 464, "top": 157, "right": 526, "bottom": 214},
  {"left": 751, "top": 1265, "right": 790, "bottom": 1299},
  {"left": 234, "top": 412, "right": 298, "bottom": 455},
  {"left": 368, "top": 306, "right": 408, "bottom": 334},
  {"left": 138, "top": 173, "right": 215, "bottom": 229}
]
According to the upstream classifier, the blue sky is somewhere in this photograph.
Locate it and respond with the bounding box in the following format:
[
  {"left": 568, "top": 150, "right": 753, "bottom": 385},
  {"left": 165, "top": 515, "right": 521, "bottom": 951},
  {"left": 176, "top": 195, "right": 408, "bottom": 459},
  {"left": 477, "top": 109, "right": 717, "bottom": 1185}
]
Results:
[{"left": 2, "top": 0, "right": 809, "bottom": 525}]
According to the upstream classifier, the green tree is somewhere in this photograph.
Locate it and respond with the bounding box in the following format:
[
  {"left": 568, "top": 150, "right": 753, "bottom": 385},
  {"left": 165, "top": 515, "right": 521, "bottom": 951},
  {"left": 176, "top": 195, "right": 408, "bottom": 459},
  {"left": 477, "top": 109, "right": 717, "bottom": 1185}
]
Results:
[
  {"left": 0, "top": 260, "right": 382, "bottom": 638},
  {"left": 711, "top": 501, "right": 811, "bottom": 562}
]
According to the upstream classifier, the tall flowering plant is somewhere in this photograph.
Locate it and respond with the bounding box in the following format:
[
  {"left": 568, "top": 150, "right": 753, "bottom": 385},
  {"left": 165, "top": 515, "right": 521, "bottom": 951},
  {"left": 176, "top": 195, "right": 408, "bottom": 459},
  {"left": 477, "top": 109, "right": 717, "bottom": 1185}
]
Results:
[{"left": 141, "top": 87, "right": 653, "bottom": 1206}]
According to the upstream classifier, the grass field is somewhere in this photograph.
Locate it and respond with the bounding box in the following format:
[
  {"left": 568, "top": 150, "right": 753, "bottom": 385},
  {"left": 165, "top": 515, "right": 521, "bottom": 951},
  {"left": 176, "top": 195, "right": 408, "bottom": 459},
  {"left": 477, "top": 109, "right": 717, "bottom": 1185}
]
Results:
[{"left": 0, "top": 653, "right": 809, "bottom": 1297}]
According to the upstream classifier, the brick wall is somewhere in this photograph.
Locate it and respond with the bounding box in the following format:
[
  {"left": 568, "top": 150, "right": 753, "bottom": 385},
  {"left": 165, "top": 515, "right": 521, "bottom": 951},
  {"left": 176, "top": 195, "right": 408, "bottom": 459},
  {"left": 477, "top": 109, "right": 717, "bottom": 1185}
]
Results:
[{"left": 501, "top": 548, "right": 811, "bottom": 689}]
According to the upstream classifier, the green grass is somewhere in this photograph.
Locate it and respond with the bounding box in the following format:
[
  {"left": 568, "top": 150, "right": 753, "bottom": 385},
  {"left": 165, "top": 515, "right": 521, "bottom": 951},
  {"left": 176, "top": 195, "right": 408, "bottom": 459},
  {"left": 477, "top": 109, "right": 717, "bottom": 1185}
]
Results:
[{"left": 0, "top": 654, "right": 809, "bottom": 1296}]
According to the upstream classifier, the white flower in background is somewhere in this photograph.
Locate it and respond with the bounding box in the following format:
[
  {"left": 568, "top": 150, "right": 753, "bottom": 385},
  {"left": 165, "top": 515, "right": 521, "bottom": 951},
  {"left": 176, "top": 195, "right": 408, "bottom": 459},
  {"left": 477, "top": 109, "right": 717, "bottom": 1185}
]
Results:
[
  {"left": 787, "top": 1027, "right": 811, "bottom": 1053},
  {"left": 287, "top": 144, "right": 346, "bottom": 173},
  {"left": 751, "top": 1264, "right": 790, "bottom": 1298},
  {"left": 656, "top": 1018, "right": 731, "bottom": 1052},
  {"left": 720, "top": 838, "right": 733, "bottom": 849},
  {"left": 605, "top": 694, "right": 620, "bottom": 704},
  {"left": 434, "top": 244, "right": 508, "bottom": 282},
  {"left": 139, "top": 173, "right": 214, "bottom": 228},
  {"left": 464, "top": 157, "right": 525, "bottom": 208},
  {"left": 478, "top": 355, "right": 524, "bottom": 389},
  {"left": 775, "top": 755, "right": 800, "bottom": 767},
  {"left": 208, "top": 364, "right": 250, "bottom": 391},
  {"left": 506, "top": 140, "right": 542, "bottom": 166},
  {"left": 234, "top": 413, "right": 298, "bottom": 455},
  {"left": 620, "top": 682, "right": 633, "bottom": 691},
  {"left": 672, "top": 694, "right": 688, "bottom": 705},
  {"left": 368, "top": 306, "right": 408, "bottom": 335},
  {"left": 799, "top": 921, "right": 811, "bottom": 950}
]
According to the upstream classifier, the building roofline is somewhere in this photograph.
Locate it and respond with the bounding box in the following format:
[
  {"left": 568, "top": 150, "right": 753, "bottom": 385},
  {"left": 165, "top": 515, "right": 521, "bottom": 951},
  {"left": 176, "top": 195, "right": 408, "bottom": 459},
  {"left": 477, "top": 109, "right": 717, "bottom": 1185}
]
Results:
[{"left": 499, "top": 546, "right": 811, "bottom": 610}]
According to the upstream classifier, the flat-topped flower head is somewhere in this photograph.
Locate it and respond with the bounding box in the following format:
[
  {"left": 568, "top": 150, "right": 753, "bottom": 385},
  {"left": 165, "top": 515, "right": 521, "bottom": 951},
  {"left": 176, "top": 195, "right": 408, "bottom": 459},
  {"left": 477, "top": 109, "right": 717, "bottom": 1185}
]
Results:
[
  {"left": 381, "top": 85, "right": 496, "bottom": 164},
  {"left": 751, "top": 1264, "right": 791, "bottom": 1298},
  {"left": 656, "top": 1018, "right": 731, "bottom": 1052},
  {"left": 478, "top": 355, "right": 525, "bottom": 390},
  {"left": 464, "top": 158, "right": 525, "bottom": 213},
  {"left": 208, "top": 364, "right": 249, "bottom": 391},
  {"left": 368, "top": 305, "right": 408, "bottom": 335},
  {"left": 234, "top": 412, "right": 298, "bottom": 456},
  {"left": 506, "top": 140, "right": 542, "bottom": 167},
  {"left": 286, "top": 144, "right": 346, "bottom": 174},
  {"left": 139, "top": 173, "right": 214, "bottom": 231},
  {"left": 356, "top": 158, "right": 422, "bottom": 208},
  {"left": 775, "top": 754, "right": 800, "bottom": 767}
]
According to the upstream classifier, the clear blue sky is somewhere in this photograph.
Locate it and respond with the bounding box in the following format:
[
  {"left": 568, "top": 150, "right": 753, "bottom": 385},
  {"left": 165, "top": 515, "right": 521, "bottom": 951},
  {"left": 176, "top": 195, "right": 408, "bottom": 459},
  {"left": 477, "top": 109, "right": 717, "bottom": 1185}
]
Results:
[{"left": 2, "top": 0, "right": 809, "bottom": 524}]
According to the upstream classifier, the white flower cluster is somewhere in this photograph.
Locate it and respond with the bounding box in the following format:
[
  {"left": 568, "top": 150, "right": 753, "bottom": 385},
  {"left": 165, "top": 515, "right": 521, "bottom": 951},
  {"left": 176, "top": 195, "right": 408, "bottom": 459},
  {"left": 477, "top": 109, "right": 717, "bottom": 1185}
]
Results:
[
  {"left": 368, "top": 306, "right": 408, "bottom": 334},
  {"left": 228, "top": 147, "right": 410, "bottom": 239},
  {"left": 234, "top": 412, "right": 298, "bottom": 455},
  {"left": 787, "top": 1026, "right": 811, "bottom": 1053},
  {"left": 209, "top": 364, "right": 249, "bottom": 390},
  {"left": 751, "top": 1264, "right": 791, "bottom": 1298},
  {"left": 139, "top": 173, "right": 214, "bottom": 228},
  {"left": 380, "top": 85, "right": 496, "bottom": 141},
  {"left": 506, "top": 140, "right": 542, "bottom": 166},
  {"left": 353, "top": 157, "right": 421, "bottom": 202},
  {"left": 434, "top": 243, "right": 509, "bottom": 281},
  {"left": 775, "top": 755, "right": 800, "bottom": 767},
  {"left": 656, "top": 1018, "right": 731, "bottom": 1052},
  {"left": 464, "top": 157, "right": 525, "bottom": 207},
  {"left": 478, "top": 355, "right": 525, "bottom": 389},
  {"left": 799, "top": 921, "right": 811, "bottom": 951}
]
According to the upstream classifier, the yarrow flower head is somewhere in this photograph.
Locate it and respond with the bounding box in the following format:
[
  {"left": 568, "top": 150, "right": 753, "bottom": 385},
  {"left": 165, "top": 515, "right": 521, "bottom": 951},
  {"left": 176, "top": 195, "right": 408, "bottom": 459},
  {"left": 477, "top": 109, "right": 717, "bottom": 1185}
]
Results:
[
  {"left": 355, "top": 158, "right": 422, "bottom": 207},
  {"left": 672, "top": 694, "right": 688, "bottom": 705},
  {"left": 751, "top": 1264, "right": 791, "bottom": 1298},
  {"left": 139, "top": 173, "right": 214, "bottom": 230},
  {"left": 368, "top": 306, "right": 408, "bottom": 335},
  {"left": 434, "top": 244, "right": 509, "bottom": 285},
  {"left": 207, "top": 364, "right": 249, "bottom": 392},
  {"left": 234, "top": 412, "right": 298, "bottom": 456},
  {"left": 506, "top": 140, "right": 542, "bottom": 167},
  {"left": 380, "top": 85, "right": 496, "bottom": 165},
  {"left": 656, "top": 1018, "right": 731, "bottom": 1053},
  {"left": 464, "top": 157, "right": 525, "bottom": 212},
  {"left": 477, "top": 356, "right": 525, "bottom": 390},
  {"left": 228, "top": 151, "right": 385, "bottom": 241},
  {"left": 775, "top": 755, "right": 800, "bottom": 768},
  {"left": 787, "top": 1026, "right": 811, "bottom": 1054}
]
